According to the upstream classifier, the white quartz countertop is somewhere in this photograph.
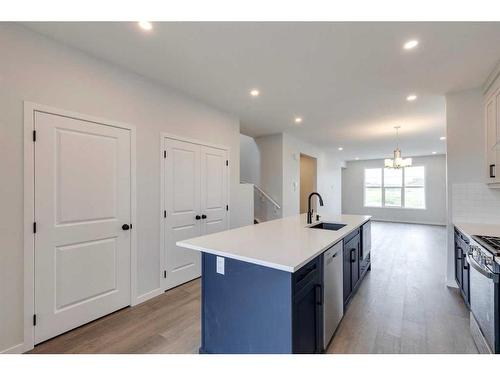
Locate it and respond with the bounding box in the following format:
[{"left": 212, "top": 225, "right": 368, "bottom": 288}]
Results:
[
  {"left": 454, "top": 222, "right": 500, "bottom": 238},
  {"left": 177, "top": 213, "right": 371, "bottom": 272},
  {"left": 454, "top": 222, "right": 500, "bottom": 265}
]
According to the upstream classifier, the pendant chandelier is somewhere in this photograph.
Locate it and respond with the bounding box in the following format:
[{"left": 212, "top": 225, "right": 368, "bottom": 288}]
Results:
[{"left": 384, "top": 126, "right": 412, "bottom": 169}]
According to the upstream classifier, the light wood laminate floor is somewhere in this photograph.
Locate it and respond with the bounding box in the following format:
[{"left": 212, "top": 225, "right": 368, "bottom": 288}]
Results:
[{"left": 29, "top": 222, "right": 478, "bottom": 354}]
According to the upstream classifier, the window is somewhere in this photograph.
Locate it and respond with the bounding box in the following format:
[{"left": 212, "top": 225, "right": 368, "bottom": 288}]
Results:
[
  {"left": 404, "top": 166, "right": 425, "bottom": 209},
  {"left": 364, "top": 168, "right": 382, "bottom": 207},
  {"left": 364, "top": 166, "right": 425, "bottom": 209},
  {"left": 383, "top": 168, "right": 402, "bottom": 207}
]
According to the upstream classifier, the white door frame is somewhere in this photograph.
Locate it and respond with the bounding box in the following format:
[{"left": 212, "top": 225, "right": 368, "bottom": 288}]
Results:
[
  {"left": 159, "top": 132, "right": 230, "bottom": 291},
  {"left": 23, "top": 102, "right": 137, "bottom": 352}
]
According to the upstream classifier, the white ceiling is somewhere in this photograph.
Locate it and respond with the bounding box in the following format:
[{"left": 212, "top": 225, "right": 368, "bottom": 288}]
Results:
[{"left": 23, "top": 22, "right": 500, "bottom": 160}]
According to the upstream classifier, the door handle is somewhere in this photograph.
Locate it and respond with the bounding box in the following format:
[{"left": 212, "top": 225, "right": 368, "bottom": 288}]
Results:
[
  {"left": 350, "top": 248, "right": 356, "bottom": 263},
  {"left": 122, "top": 224, "right": 130, "bottom": 231},
  {"left": 201, "top": 214, "right": 207, "bottom": 219},
  {"left": 195, "top": 215, "right": 201, "bottom": 220},
  {"left": 490, "top": 164, "right": 496, "bottom": 178}
]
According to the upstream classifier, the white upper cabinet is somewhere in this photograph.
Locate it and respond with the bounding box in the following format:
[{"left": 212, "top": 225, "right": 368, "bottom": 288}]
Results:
[{"left": 484, "top": 65, "right": 500, "bottom": 187}]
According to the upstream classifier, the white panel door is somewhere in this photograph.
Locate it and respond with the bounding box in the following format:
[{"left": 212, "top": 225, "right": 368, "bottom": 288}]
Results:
[
  {"left": 34, "top": 111, "right": 131, "bottom": 344},
  {"left": 200, "top": 145, "right": 229, "bottom": 235},
  {"left": 164, "top": 138, "right": 202, "bottom": 289}
]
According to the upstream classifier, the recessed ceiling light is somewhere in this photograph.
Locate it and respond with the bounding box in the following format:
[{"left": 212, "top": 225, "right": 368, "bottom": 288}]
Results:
[
  {"left": 432, "top": 151, "right": 437, "bottom": 154},
  {"left": 403, "top": 39, "right": 419, "bottom": 50},
  {"left": 138, "top": 21, "right": 153, "bottom": 31},
  {"left": 294, "top": 117, "right": 303, "bottom": 124},
  {"left": 338, "top": 147, "right": 343, "bottom": 151},
  {"left": 250, "top": 89, "right": 260, "bottom": 97},
  {"left": 406, "top": 94, "right": 417, "bottom": 101},
  {"left": 440, "top": 136, "right": 446, "bottom": 141},
  {"left": 355, "top": 157, "right": 360, "bottom": 160}
]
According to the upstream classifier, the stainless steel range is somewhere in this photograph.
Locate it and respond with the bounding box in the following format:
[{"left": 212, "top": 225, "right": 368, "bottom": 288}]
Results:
[
  {"left": 469, "top": 235, "right": 500, "bottom": 354},
  {"left": 473, "top": 236, "right": 500, "bottom": 256}
]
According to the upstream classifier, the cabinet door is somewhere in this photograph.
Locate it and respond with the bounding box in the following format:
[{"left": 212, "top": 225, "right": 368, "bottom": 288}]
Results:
[
  {"left": 351, "top": 245, "right": 360, "bottom": 289},
  {"left": 345, "top": 235, "right": 360, "bottom": 290},
  {"left": 343, "top": 243, "right": 352, "bottom": 304},
  {"left": 293, "top": 280, "right": 321, "bottom": 353},
  {"left": 495, "top": 89, "right": 500, "bottom": 182},
  {"left": 454, "top": 236, "right": 463, "bottom": 288},
  {"left": 486, "top": 93, "right": 498, "bottom": 182},
  {"left": 462, "top": 247, "right": 470, "bottom": 305}
]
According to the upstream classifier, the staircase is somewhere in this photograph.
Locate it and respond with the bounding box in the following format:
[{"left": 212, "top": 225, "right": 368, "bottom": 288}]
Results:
[{"left": 241, "top": 182, "right": 281, "bottom": 224}]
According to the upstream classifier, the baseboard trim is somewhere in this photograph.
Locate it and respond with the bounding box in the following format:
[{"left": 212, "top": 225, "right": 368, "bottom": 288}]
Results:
[
  {"left": 446, "top": 279, "right": 459, "bottom": 289},
  {"left": 132, "top": 287, "right": 163, "bottom": 306},
  {"left": 371, "top": 218, "right": 446, "bottom": 226},
  {"left": 0, "top": 342, "right": 27, "bottom": 354}
]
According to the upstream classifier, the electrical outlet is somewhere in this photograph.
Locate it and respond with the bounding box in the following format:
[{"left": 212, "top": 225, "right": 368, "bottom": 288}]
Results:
[{"left": 216, "top": 256, "right": 225, "bottom": 275}]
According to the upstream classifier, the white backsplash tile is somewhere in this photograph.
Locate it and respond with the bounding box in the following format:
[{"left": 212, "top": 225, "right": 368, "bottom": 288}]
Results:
[{"left": 452, "top": 183, "right": 500, "bottom": 224}]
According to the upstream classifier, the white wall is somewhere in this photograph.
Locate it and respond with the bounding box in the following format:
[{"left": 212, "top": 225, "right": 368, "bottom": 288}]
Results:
[
  {"left": 255, "top": 134, "right": 284, "bottom": 208},
  {"left": 342, "top": 155, "right": 447, "bottom": 225},
  {"left": 281, "top": 133, "right": 343, "bottom": 218},
  {"left": 239, "top": 134, "right": 260, "bottom": 185},
  {"left": 239, "top": 133, "right": 343, "bottom": 221},
  {"left": 445, "top": 88, "right": 500, "bottom": 284},
  {"left": 0, "top": 24, "right": 251, "bottom": 352}
]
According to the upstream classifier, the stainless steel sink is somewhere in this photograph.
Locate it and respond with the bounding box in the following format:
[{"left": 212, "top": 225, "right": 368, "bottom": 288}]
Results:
[{"left": 308, "top": 222, "right": 346, "bottom": 231}]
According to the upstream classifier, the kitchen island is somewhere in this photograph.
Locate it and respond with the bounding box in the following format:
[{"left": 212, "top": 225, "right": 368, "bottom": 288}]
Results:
[{"left": 177, "top": 213, "right": 371, "bottom": 354}]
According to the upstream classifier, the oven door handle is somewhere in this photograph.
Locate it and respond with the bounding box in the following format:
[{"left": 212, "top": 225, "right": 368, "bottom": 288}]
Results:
[{"left": 467, "top": 252, "right": 499, "bottom": 282}]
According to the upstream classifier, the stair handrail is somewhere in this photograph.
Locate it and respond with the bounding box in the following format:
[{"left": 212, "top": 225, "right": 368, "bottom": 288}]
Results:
[{"left": 241, "top": 181, "right": 281, "bottom": 210}]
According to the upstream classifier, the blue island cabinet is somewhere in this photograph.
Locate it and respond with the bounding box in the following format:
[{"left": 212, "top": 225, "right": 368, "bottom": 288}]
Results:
[{"left": 200, "top": 253, "right": 323, "bottom": 354}]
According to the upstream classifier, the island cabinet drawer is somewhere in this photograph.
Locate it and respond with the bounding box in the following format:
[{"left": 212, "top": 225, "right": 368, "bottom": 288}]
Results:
[
  {"left": 344, "top": 228, "right": 360, "bottom": 244},
  {"left": 293, "top": 257, "right": 321, "bottom": 294}
]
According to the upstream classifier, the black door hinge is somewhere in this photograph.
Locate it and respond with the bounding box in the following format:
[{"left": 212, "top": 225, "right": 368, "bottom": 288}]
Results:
[
  {"left": 164, "top": 150, "right": 167, "bottom": 158},
  {"left": 33, "top": 222, "right": 37, "bottom": 234},
  {"left": 226, "top": 205, "right": 229, "bottom": 211},
  {"left": 164, "top": 210, "right": 166, "bottom": 218},
  {"left": 130, "top": 223, "right": 133, "bottom": 229},
  {"left": 226, "top": 160, "right": 228, "bottom": 166},
  {"left": 33, "top": 314, "right": 37, "bottom": 326},
  {"left": 163, "top": 270, "right": 167, "bottom": 278},
  {"left": 33, "top": 130, "right": 36, "bottom": 142}
]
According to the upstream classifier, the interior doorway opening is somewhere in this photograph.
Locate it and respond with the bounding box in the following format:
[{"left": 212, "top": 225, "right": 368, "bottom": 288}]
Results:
[{"left": 299, "top": 153, "right": 318, "bottom": 214}]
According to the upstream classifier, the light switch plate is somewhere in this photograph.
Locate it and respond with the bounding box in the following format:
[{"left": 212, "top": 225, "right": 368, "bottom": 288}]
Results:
[{"left": 216, "top": 256, "right": 225, "bottom": 275}]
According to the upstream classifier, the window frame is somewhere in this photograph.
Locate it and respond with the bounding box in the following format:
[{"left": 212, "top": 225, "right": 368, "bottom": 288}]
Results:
[{"left": 363, "top": 166, "right": 426, "bottom": 210}]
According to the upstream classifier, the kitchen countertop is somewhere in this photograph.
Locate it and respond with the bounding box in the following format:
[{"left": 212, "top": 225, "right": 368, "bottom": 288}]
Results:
[
  {"left": 177, "top": 213, "right": 371, "bottom": 272},
  {"left": 454, "top": 222, "right": 500, "bottom": 265},
  {"left": 454, "top": 222, "right": 500, "bottom": 239}
]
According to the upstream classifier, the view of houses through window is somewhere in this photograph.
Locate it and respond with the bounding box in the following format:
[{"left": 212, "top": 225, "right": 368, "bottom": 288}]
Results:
[{"left": 364, "top": 166, "right": 425, "bottom": 209}]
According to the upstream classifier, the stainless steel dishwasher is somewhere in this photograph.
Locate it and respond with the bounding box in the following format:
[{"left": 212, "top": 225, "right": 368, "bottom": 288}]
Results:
[{"left": 323, "top": 241, "right": 344, "bottom": 350}]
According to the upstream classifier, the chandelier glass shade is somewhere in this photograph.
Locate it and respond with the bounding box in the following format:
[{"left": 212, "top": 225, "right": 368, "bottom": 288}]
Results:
[
  {"left": 384, "top": 148, "right": 412, "bottom": 169},
  {"left": 384, "top": 126, "right": 412, "bottom": 169}
]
